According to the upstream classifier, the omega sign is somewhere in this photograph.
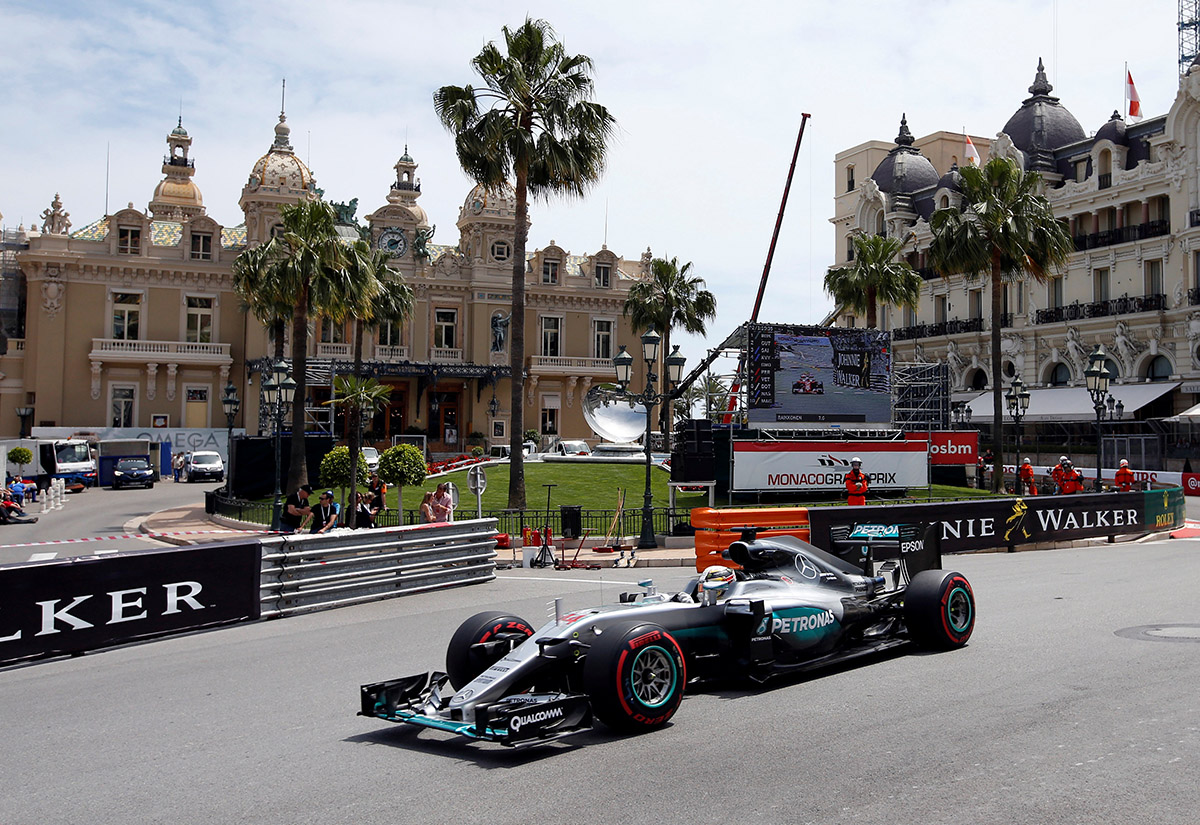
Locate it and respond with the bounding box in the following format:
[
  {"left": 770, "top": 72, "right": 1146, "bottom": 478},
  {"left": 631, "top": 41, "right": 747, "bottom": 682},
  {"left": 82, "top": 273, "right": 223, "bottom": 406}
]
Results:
[{"left": 0, "top": 541, "right": 261, "bottom": 665}]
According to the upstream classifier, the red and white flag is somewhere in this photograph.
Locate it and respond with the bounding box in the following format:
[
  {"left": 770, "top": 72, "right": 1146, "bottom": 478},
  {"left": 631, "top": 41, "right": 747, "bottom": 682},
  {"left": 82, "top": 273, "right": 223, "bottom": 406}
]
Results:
[
  {"left": 964, "top": 135, "right": 981, "bottom": 165},
  {"left": 1126, "top": 70, "right": 1142, "bottom": 122}
]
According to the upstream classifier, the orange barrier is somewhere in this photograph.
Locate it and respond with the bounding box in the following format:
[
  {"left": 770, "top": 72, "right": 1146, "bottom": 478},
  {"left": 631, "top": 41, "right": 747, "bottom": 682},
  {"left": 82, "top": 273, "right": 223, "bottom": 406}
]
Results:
[{"left": 691, "top": 506, "right": 810, "bottom": 572}]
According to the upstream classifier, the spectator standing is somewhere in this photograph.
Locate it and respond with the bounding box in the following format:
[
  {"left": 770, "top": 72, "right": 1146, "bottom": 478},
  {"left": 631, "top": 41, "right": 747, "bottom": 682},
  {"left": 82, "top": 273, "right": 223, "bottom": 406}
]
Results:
[
  {"left": 844, "top": 457, "right": 869, "bottom": 507},
  {"left": 353, "top": 493, "right": 375, "bottom": 528},
  {"left": 432, "top": 482, "right": 454, "bottom": 523},
  {"left": 280, "top": 484, "right": 313, "bottom": 533},
  {"left": 368, "top": 473, "right": 387, "bottom": 511},
  {"left": 419, "top": 491, "right": 435, "bottom": 524},
  {"left": 1114, "top": 459, "right": 1136, "bottom": 492}
]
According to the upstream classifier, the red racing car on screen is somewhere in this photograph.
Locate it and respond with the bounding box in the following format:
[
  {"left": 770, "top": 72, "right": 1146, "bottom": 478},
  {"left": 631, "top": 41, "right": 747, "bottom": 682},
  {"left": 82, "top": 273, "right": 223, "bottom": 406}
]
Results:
[{"left": 792, "top": 373, "right": 824, "bottom": 394}]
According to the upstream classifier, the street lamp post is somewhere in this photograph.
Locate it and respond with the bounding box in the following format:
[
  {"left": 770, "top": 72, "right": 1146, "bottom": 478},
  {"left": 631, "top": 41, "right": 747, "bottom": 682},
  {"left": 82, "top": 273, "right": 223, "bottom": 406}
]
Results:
[
  {"left": 1005, "top": 377, "right": 1030, "bottom": 492},
  {"left": 262, "top": 360, "right": 295, "bottom": 532},
  {"left": 220, "top": 381, "right": 240, "bottom": 494},
  {"left": 611, "top": 328, "right": 686, "bottom": 550},
  {"left": 951, "top": 403, "right": 972, "bottom": 430},
  {"left": 14, "top": 406, "right": 33, "bottom": 440},
  {"left": 1085, "top": 345, "right": 1113, "bottom": 492}
]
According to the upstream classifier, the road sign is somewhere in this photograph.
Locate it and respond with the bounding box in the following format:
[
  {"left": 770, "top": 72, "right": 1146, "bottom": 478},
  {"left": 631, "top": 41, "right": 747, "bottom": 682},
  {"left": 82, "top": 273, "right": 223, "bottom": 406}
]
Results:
[{"left": 467, "top": 466, "right": 487, "bottom": 494}]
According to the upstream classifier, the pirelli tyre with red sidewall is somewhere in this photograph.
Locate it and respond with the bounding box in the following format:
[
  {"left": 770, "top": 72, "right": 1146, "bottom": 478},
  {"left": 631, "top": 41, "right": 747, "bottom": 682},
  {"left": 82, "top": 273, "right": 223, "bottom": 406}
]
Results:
[
  {"left": 583, "top": 621, "right": 686, "bottom": 732},
  {"left": 446, "top": 611, "right": 535, "bottom": 689},
  {"left": 904, "top": 569, "right": 975, "bottom": 649}
]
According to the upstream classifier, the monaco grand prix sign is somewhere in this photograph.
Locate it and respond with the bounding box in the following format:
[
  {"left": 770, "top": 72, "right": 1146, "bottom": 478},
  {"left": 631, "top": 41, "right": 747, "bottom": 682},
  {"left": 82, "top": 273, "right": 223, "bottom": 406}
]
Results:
[{"left": 731, "top": 440, "right": 928, "bottom": 492}]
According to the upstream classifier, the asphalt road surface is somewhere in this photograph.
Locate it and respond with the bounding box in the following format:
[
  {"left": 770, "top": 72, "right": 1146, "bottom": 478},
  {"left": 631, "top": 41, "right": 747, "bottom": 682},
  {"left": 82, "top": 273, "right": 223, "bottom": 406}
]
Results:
[
  {"left": 2, "top": 537, "right": 1198, "bottom": 824},
  {"left": 0, "top": 479, "right": 222, "bottom": 565}
]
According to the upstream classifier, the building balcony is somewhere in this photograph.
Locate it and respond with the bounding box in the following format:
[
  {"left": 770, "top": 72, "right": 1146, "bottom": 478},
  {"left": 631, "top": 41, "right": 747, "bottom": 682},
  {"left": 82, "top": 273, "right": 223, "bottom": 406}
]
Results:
[
  {"left": 891, "top": 317, "right": 984, "bottom": 340},
  {"left": 430, "top": 347, "right": 463, "bottom": 363},
  {"left": 315, "top": 342, "right": 352, "bottom": 358},
  {"left": 373, "top": 344, "right": 410, "bottom": 362},
  {"left": 1072, "top": 220, "right": 1168, "bottom": 252},
  {"left": 529, "top": 355, "right": 629, "bottom": 375},
  {"left": 2, "top": 338, "right": 25, "bottom": 355},
  {"left": 1189, "top": 287, "right": 1200, "bottom": 306},
  {"left": 1034, "top": 293, "right": 1168, "bottom": 325},
  {"left": 89, "top": 338, "right": 231, "bottom": 365}
]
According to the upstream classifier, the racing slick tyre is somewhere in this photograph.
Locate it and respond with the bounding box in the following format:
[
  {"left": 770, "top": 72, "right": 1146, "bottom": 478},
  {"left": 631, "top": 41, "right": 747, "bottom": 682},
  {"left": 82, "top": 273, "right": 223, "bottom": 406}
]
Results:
[
  {"left": 904, "top": 569, "right": 975, "bottom": 649},
  {"left": 583, "top": 621, "right": 686, "bottom": 733},
  {"left": 445, "top": 611, "right": 535, "bottom": 689}
]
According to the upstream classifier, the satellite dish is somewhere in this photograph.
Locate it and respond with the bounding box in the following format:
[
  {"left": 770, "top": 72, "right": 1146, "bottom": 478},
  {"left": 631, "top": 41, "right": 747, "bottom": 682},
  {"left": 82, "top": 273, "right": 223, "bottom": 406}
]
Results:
[{"left": 583, "top": 386, "right": 647, "bottom": 443}]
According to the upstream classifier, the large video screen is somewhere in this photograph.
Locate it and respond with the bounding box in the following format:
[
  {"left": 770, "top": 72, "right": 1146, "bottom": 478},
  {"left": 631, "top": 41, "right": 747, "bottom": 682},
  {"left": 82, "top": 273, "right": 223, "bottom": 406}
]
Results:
[{"left": 746, "top": 323, "right": 892, "bottom": 426}]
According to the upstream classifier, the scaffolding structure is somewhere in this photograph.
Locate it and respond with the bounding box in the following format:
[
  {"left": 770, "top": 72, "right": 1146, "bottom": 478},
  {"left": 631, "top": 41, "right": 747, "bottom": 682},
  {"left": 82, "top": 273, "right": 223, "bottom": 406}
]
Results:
[
  {"left": 1181, "top": 0, "right": 1200, "bottom": 74},
  {"left": 0, "top": 228, "right": 28, "bottom": 345},
  {"left": 891, "top": 361, "right": 949, "bottom": 432}
]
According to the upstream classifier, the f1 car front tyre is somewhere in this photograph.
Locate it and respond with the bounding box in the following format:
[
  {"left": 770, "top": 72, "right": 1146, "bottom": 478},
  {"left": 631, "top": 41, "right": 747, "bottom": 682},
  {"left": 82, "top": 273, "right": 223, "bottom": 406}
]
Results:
[
  {"left": 583, "top": 622, "right": 686, "bottom": 733},
  {"left": 904, "top": 569, "right": 975, "bottom": 649},
  {"left": 445, "top": 611, "right": 534, "bottom": 689}
]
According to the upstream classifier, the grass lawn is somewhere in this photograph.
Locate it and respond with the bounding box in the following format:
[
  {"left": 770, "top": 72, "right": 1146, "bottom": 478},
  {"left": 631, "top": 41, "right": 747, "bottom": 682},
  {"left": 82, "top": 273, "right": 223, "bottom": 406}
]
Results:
[{"left": 327, "top": 462, "right": 999, "bottom": 514}]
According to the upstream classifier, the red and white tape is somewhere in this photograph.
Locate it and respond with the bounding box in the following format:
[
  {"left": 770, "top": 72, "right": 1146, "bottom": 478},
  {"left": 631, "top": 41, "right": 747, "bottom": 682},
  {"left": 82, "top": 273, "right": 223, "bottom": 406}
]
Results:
[{"left": 0, "top": 528, "right": 272, "bottom": 550}]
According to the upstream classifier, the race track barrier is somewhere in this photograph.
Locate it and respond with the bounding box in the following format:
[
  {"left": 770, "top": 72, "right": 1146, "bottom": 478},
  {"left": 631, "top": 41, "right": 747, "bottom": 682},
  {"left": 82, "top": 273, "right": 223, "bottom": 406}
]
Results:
[
  {"left": 691, "top": 506, "right": 810, "bottom": 572},
  {"left": 259, "top": 518, "right": 498, "bottom": 618}
]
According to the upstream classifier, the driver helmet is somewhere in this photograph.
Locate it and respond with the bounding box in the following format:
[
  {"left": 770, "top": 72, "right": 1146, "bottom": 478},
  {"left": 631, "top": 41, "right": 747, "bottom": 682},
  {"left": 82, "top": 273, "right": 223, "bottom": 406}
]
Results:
[
  {"left": 699, "top": 565, "right": 736, "bottom": 600},
  {"left": 850, "top": 456, "right": 862, "bottom": 467},
  {"left": 1120, "top": 459, "right": 1129, "bottom": 467},
  {"left": 1059, "top": 455, "right": 1068, "bottom": 464},
  {"left": 1022, "top": 458, "right": 1031, "bottom": 465}
]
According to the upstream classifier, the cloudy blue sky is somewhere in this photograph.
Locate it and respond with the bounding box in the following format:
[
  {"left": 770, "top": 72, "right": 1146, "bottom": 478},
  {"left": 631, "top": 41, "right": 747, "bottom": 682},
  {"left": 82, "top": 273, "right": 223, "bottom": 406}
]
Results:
[{"left": 0, "top": 0, "right": 1181, "bottom": 364}]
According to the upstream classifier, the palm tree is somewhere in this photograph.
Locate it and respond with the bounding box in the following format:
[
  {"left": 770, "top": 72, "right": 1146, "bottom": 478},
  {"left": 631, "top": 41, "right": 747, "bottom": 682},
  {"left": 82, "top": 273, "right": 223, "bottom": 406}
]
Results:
[
  {"left": 341, "top": 240, "right": 414, "bottom": 518},
  {"left": 273, "top": 199, "right": 365, "bottom": 492},
  {"left": 823, "top": 233, "right": 922, "bottom": 329},
  {"left": 928, "top": 156, "right": 1073, "bottom": 492},
  {"left": 325, "top": 376, "right": 394, "bottom": 526},
  {"left": 232, "top": 241, "right": 290, "bottom": 362},
  {"left": 701, "top": 372, "right": 729, "bottom": 418},
  {"left": 622, "top": 257, "right": 717, "bottom": 449},
  {"left": 434, "top": 17, "right": 616, "bottom": 510}
]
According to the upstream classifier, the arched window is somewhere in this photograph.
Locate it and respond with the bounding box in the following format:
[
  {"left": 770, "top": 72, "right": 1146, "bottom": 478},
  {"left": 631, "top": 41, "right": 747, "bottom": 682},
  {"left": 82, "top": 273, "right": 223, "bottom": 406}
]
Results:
[
  {"left": 940, "top": 195, "right": 950, "bottom": 209},
  {"left": 1104, "top": 358, "right": 1120, "bottom": 381},
  {"left": 1003, "top": 361, "right": 1016, "bottom": 379},
  {"left": 875, "top": 212, "right": 886, "bottom": 237},
  {"left": 1050, "top": 363, "right": 1071, "bottom": 386},
  {"left": 969, "top": 370, "right": 987, "bottom": 390},
  {"left": 1146, "top": 355, "right": 1172, "bottom": 381}
]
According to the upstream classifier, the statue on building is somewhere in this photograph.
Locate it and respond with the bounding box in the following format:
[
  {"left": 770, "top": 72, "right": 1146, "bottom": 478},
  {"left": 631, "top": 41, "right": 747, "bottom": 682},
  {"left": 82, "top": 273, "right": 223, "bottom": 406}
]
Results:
[
  {"left": 331, "top": 198, "right": 359, "bottom": 226},
  {"left": 945, "top": 339, "right": 967, "bottom": 385},
  {"left": 491, "top": 311, "right": 510, "bottom": 353},
  {"left": 40, "top": 193, "right": 71, "bottom": 235},
  {"left": 1113, "top": 320, "right": 1144, "bottom": 373},
  {"left": 1064, "top": 326, "right": 1088, "bottom": 376},
  {"left": 413, "top": 225, "right": 436, "bottom": 261}
]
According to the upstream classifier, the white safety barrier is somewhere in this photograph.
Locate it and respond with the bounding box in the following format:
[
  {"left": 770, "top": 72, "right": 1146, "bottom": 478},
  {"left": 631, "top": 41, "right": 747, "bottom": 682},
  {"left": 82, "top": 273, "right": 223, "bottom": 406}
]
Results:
[{"left": 258, "top": 518, "right": 499, "bottom": 618}]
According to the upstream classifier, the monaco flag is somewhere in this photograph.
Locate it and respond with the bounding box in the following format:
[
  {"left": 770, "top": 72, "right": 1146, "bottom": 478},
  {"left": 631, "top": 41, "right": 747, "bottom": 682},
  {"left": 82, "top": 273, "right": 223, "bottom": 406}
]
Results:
[
  {"left": 1126, "top": 70, "right": 1142, "bottom": 122},
  {"left": 964, "top": 135, "right": 981, "bottom": 165}
]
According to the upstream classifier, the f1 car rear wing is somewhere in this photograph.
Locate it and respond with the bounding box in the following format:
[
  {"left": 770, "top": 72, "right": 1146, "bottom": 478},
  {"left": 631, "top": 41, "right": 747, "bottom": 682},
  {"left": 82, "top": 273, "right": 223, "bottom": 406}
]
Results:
[{"left": 828, "top": 522, "right": 941, "bottom": 586}]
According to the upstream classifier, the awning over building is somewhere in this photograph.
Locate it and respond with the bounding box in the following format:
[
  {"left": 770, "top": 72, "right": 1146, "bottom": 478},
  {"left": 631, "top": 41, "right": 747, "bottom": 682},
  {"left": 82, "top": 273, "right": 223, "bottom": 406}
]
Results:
[
  {"left": 1163, "top": 400, "right": 1200, "bottom": 421},
  {"left": 964, "top": 382, "right": 1179, "bottom": 423}
]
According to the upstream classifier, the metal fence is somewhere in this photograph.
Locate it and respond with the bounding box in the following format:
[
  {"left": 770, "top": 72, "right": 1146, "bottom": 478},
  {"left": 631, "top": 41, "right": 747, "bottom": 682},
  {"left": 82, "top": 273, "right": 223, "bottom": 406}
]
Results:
[{"left": 258, "top": 520, "right": 498, "bottom": 618}]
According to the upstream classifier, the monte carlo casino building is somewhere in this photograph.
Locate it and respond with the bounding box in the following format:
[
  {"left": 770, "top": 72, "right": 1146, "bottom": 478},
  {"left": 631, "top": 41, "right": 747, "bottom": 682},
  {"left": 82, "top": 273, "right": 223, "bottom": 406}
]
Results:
[
  {"left": 827, "top": 59, "right": 1200, "bottom": 460},
  {"left": 3, "top": 110, "right": 649, "bottom": 452}
]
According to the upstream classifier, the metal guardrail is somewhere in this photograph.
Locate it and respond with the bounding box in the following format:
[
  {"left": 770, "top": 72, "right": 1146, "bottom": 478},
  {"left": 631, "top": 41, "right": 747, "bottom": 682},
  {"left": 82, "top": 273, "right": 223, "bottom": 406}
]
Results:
[
  {"left": 375, "top": 507, "right": 691, "bottom": 539},
  {"left": 258, "top": 519, "right": 498, "bottom": 618}
]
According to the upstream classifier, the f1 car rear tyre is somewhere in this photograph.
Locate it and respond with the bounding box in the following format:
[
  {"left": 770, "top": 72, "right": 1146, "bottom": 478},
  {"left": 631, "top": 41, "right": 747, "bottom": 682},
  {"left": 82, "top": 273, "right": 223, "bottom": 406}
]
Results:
[
  {"left": 904, "top": 569, "right": 975, "bottom": 649},
  {"left": 583, "top": 621, "right": 686, "bottom": 733},
  {"left": 445, "top": 611, "right": 534, "bottom": 689}
]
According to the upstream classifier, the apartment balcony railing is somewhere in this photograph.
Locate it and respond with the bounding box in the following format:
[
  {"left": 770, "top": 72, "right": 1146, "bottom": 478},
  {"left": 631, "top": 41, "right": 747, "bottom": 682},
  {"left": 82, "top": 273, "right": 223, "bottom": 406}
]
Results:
[
  {"left": 315, "top": 342, "right": 352, "bottom": 358},
  {"left": 2, "top": 338, "right": 25, "bottom": 355},
  {"left": 528, "top": 355, "right": 616, "bottom": 374},
  {"left": 1190, "top": 209, "right": 1200, "bottom": 228},
  {"left": 891, "top": 317, "right": 984, "bottom": 340},
  {"left": 373, "top": 345, "right": 410, "bottom": 361},
  {"left": 1033, "top": 293, "right": 1168, "bottom": 325},
  {"left": 391, "top": 180, "right": 421, "bottom": 193},
  {"left": 1072, "top": 220, "right": 1169, "bottom": 252},
  {"left": 1098, "top": 173, "right": 1112, "bottom": 190},
  {"left": 915, "top": 266, "right": 939, "bottom": 281},
  {"left": 999, "top": 312, "right": 1014, "bottom": 328},
  {"left": 430, "top": 347, "right": 463, "bottom": 363},
  {"left": 89, "top": 338, "right": 231, "bottom": 363}
]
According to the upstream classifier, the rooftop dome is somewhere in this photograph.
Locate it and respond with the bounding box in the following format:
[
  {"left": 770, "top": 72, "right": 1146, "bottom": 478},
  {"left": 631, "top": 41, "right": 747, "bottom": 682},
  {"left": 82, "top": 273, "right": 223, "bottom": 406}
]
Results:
[
  {"left": 151, "top": 178, "right": 204, "bottom": 209},
  {"left": 937, "top": 163, "right": 962, "bottom": 192},
  {"left": 171, "top": 116, "right": 188, "bottom": 137},
  {"left": 1001, "top": 58, "right": 1086, "bottom": 169},
  {"left": 870, "top": 115, "right": 940, "bottom": 195},
  {"left": 245, "top": 113, "right": 315, "bottom": 195},
  {"left": 1095, "top": 110, "right": 1128, "bottom": 146},
  {"left": 460, "top": 182, "right": 517, "bottom": 221}
]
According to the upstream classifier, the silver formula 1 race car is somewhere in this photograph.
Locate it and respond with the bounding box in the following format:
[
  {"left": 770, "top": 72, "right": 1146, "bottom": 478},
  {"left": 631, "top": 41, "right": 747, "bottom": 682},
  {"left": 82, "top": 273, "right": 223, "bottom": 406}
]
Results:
[{"left": 358, "top": 523, "right": 975, "bottom": 747}]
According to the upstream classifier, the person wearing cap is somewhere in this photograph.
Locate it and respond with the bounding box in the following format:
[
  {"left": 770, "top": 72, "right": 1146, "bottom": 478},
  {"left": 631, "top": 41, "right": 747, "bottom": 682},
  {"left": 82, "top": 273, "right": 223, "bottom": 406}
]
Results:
[
  {"left": 1114, "top": 458, "right": 1136, "bottom": 492},
  {"left": 844, "top": 457, "right": 869, "bottom": 506},
  {"left": 281, "top": 484, "right": 313, "bottom": 533},
  {"left": 1018, "top": 458, "right": 1038, "bottom": 496},
  {"left": 310, "top": 490, "right": 340, "bottom": 534},
  {"left": 1059, "top": 459, "right": 1085, "bottom": 495}
]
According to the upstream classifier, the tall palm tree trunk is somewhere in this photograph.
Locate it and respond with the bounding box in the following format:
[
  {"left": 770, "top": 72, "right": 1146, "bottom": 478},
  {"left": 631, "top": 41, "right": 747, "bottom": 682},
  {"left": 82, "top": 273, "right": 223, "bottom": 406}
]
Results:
[
  {"left": 659, "top": 328, "right": 672, "bottom": 452},
  {"left": 287, "top": 287, "right": 309, "bottom": 492},
  {"left": 347, "top": 319, "right": 366, "bottom": 528},
  {"left": 989, "top": 255, "right": 1004, "bottom": 493},
  {"left": 507, "top": 155, "right": 530, "bottom": 510},
  {"left": 866, "top": 286, "right": 878, "bottom": 329},
  {"left": 273, "top": 318, "right": 285, "bottom": 362}
]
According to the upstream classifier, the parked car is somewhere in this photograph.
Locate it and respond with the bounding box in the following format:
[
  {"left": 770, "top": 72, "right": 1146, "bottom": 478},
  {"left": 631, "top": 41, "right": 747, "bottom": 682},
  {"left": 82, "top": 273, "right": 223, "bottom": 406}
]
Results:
[
  {"left": 361, "top": 446, "right": 380, "bottom": 474},
  {"left": 112, "top": 457, "right": 155, "bottom": 490},
  {"left": 552, "top": 440, "right": 592, "bottom": 456},
  {"left": 184, "top": 451, "right": 224, "bottom": 482},
  {"left": 487, "top": 441, "right": 539, "bottom": 460}
]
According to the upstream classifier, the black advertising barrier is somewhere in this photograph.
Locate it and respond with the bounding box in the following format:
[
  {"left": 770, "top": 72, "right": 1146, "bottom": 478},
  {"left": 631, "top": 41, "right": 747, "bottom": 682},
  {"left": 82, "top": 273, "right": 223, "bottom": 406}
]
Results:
[
  {"left": 0, "top": 540, "right": 261, "bottom": 666},
  {"left": 807, "top": 488, "right": 1185, "bottom": 555}
]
